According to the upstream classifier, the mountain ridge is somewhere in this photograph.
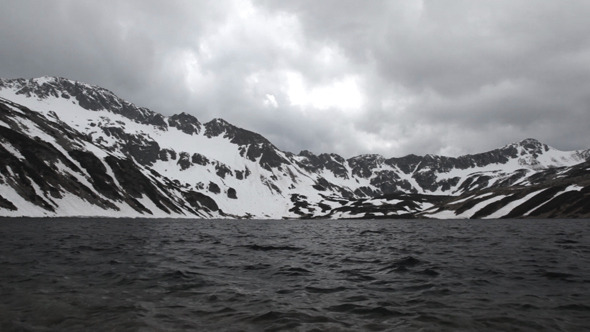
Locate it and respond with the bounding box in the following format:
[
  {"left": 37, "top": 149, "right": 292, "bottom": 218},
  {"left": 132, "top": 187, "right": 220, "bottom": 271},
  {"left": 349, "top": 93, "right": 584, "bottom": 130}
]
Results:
[
  {"left": 2, "top": 77, "right": 588, "bottom": 163},
  {"left": 1, "top": 76, "right": 589, "bottom": 218}
]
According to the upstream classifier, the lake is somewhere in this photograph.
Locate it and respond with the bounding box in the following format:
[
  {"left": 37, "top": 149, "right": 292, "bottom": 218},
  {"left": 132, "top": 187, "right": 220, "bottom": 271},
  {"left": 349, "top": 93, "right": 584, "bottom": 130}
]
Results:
[{"left": 0, "top": 218, "right": 588, "bottom": 331}]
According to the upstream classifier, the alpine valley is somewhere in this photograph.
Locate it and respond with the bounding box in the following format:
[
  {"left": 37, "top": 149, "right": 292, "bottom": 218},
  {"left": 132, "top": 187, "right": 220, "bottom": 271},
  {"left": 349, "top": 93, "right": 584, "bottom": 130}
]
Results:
[{"left": 1, "top": 77, "right": 589, "bottom": 219}]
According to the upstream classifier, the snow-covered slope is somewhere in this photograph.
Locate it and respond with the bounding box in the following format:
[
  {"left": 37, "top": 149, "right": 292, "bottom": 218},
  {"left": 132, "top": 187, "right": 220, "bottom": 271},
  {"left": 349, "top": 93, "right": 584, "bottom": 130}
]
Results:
[{"left": 1, "top": 76, "right": 589, "bottom": 218}]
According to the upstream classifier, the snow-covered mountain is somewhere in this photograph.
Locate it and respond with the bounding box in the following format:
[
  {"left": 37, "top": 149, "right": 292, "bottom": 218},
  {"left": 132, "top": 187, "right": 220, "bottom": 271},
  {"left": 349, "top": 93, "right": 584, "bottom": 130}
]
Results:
[{"left": 1, "top": 76, "right": 589, "bottom": 218}]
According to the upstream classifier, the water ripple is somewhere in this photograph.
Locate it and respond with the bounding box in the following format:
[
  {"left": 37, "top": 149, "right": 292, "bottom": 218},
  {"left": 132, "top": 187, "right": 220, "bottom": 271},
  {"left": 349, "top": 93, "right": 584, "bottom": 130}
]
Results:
[{"left": 0, "top": 218, "right": 589, "bottom": 331}]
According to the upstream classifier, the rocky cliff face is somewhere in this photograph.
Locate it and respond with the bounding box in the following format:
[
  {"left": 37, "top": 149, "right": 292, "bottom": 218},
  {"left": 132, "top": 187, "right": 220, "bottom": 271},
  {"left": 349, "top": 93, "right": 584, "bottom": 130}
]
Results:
[{"left": 0, "top": 77, "right": 588, "bottom": 218}]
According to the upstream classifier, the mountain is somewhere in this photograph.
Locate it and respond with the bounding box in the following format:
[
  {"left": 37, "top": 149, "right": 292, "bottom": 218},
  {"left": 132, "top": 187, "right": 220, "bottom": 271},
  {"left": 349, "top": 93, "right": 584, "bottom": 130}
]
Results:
[{"left": 1, "top": 76, "right": 589, "bottom": 218}]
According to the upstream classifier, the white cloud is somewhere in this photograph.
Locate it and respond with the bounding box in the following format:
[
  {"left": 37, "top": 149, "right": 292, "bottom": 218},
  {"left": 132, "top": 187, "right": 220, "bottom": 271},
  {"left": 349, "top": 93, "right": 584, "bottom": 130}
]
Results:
[
  {"left": 285, "top": 71, "right": 364, "bottom": 113},
  {"left": 1, "top": 0, "right": 589, "bottom": 157},
  {"left": 263, "top": 94, "right": 278, "bottom": 108}
]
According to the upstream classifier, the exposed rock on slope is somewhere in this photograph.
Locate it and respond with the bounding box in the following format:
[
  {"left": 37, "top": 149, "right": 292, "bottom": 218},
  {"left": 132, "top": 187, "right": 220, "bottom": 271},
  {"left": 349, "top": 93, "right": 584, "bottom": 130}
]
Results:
[{"left": 0, "top": 76, "right": 588, "bottom": 218}]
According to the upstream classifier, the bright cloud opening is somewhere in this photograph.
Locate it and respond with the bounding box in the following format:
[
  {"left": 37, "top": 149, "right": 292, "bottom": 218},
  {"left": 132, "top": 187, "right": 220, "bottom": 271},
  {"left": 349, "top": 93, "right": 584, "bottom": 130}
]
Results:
[
  {"left": 285, "top": 71, "right": 364, "bottom": 112},
  {"left": 264, "top": 93, "right": 278, "bottom": 108}
]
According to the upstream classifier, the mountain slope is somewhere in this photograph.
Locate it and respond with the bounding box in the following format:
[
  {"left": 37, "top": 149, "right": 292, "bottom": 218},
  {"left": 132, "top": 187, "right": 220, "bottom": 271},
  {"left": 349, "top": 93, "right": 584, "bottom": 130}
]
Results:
[
  {"left": 0, "top": 76, "right": 588, "bottom": 218},
  {"left": 0, "top": 97, "right": 224, "bottom": 217}
]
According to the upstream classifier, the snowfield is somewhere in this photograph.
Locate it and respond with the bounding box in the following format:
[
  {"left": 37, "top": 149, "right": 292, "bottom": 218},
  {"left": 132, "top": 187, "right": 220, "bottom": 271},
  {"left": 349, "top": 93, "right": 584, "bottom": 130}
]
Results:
[{"left": 1, "top": 77, "right": 589, "bottom": 219}]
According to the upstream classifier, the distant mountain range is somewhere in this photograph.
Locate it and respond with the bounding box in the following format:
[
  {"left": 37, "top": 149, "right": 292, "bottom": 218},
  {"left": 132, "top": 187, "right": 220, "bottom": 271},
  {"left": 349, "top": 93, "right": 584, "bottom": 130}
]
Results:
[{"left": 1, "top": 77, "right": 589, "bottom": 218}]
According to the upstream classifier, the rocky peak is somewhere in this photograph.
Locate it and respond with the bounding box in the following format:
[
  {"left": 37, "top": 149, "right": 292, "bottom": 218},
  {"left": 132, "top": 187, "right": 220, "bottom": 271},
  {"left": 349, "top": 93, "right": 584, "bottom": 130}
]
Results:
[
  {"left": 204, "top": 118, "right": 271, "bottom": 146},
  {"left": 515, "top": 138, "right": 549, "bottom": 156},
  {"left": 295, "top": 150, "right": 321, "bottom": 173},
  {"left": 0, "top": 76, "right": 168, "bottom": 129},
  {"left": 204, "top": 118, "right": 231, "bottom": 137},
  {"left": 349, "top": 154, "right": 384, "bottom": 163},
  {"left": 297, "top": 152, "right": 348, "bottom": 177},
  {"left": 502, "top": 138, "right": 548, "bottom": 156},
  {"left": 348, "top": 154, "right": 385, "bottom": 178},
  {"left": 385, "top": 154, "right": 423, "bottom": 174},
  {"left": 202, "top": 118, "right": 288, "bottom": 171},
  {"left": 168, "top": 112, "right": 202, "bottom": 135},
  {"left": 298, "top": 150, "right": 315, "bottom": 158},
  {"left": 519, "top": 137, "right": 542, "bottom": 146}
]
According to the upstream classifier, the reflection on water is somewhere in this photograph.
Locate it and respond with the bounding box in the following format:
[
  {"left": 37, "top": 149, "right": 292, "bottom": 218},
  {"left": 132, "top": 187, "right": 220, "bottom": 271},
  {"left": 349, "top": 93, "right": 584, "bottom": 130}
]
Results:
[{"left": 0, "top": 218, "right": 589, "bottom": 331}]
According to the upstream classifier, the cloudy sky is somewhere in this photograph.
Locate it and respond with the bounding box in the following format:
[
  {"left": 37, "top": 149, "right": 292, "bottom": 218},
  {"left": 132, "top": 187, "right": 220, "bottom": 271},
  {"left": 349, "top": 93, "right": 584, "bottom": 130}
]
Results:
[{"left": 1, "top": 1, "right": 590, "bottom": 157}]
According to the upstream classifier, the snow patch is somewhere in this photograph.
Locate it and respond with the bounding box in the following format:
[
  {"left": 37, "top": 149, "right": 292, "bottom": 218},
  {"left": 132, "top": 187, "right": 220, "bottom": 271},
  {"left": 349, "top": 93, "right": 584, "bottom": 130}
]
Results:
[
  {"left": 455, "top": 195, "right": 506, "bottom": 219},
  {"left": 1, "top": 141, "right": 25, "bottom": 160},
  {"left": 485, "top": 190, "right": 544, "bottom": 219}
]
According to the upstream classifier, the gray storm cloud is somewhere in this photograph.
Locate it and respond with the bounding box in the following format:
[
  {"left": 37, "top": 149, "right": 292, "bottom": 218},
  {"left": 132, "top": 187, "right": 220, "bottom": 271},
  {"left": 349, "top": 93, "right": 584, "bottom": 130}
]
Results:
[{"left": 1, "top": 0, "right": 589, "bottom": 157}]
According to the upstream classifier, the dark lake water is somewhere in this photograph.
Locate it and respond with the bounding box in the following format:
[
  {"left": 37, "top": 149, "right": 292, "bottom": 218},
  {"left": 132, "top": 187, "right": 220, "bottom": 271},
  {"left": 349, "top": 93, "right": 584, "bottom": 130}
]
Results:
[{"left": 0, "top": 218, "right": 589, "bottom": 331}]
